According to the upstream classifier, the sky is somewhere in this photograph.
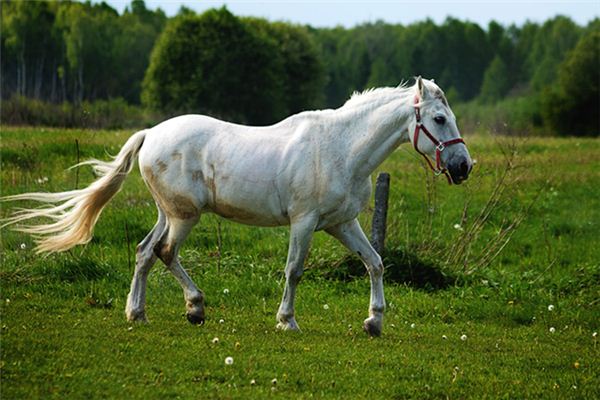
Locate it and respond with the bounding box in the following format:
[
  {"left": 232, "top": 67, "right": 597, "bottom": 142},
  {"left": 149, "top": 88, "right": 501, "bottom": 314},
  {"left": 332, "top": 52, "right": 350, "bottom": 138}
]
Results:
[{"left": 102, "top": 0, "right": 600, "bottom": 28}]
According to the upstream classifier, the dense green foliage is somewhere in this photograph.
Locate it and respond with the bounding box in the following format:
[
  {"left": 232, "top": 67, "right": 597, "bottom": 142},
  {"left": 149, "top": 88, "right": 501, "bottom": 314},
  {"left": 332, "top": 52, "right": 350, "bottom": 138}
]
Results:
[
  {"left": 142, "top": 8, "right": 323, "bottom": 124},
  {"left": 1, "top": 128, "right": 599, "bottom": 398},
  {"left": 1, "top": 0, "right": 165, "bottom": 103},
  {"left": 1, "top": 1, "right": 598, "bottom": 133}
]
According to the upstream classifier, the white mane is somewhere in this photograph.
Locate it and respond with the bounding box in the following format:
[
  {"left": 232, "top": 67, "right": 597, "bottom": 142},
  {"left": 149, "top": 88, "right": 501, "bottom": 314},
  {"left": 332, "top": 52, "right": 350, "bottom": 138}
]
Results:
[{"left": 342, "top": 82, "right": 413, "bottom": 109}]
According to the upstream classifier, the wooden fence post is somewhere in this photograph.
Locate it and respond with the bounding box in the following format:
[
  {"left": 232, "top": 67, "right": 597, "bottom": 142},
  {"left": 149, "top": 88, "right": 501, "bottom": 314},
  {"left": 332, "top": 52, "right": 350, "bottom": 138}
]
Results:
[{"left": 371, "top": 172, "right": 390, "bottom": 256}]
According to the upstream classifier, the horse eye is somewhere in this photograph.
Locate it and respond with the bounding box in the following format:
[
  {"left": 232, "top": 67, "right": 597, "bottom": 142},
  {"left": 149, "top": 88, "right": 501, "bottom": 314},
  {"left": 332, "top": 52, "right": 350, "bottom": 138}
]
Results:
[{"left": 434, "top": 116, "right": 446, "bottom": 125}]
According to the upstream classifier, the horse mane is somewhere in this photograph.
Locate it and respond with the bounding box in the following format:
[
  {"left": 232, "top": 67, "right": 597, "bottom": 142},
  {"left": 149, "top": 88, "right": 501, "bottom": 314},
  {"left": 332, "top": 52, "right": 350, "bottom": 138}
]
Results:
[{"left": 342, "top": 81, "right": 413, "bottom": 109}]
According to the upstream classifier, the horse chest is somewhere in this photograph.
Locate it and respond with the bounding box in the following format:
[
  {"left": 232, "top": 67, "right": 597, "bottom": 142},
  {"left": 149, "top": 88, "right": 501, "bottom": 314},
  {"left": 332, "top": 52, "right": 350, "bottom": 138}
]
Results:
[{"left": 315, "top": 178, "right": 371, "bottom": 230}]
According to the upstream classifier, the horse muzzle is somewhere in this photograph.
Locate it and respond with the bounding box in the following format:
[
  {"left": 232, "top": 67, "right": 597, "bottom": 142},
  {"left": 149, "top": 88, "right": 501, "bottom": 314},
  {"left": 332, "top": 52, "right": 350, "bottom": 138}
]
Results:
[{"left": 447, "top": 156, "right": 472, "bottom": 184}]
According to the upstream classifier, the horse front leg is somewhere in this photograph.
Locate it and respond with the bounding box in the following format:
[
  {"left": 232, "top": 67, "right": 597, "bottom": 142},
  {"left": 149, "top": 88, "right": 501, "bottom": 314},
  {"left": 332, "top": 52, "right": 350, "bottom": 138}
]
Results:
[
  {"left": 326, "top": 219, "right": 386, "bottom": 337},
  {"left": 276, "top": 215, "right": 317, "bottom": 331}
]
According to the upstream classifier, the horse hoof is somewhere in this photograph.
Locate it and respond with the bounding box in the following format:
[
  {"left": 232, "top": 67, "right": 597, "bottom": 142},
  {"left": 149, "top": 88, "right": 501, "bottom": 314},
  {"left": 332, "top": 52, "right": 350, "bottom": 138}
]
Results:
[
  {"left": 276, "top": 319, "right": 301, "bottom": 332},
  {"left": 126, "top": 309, "right": 148, "bottom": 323},
  {"left": 186, "top": 313, "right": 205, "bottom": 325},
  {"left": 363, "top": 318, "right": 382, "bottom": 337}
]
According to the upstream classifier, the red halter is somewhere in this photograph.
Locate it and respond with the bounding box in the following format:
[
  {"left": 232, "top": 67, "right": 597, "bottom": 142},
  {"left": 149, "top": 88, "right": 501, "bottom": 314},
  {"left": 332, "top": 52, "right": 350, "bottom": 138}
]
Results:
[{"left": 413, "top": 96, "right": 465, "bottom": 184}]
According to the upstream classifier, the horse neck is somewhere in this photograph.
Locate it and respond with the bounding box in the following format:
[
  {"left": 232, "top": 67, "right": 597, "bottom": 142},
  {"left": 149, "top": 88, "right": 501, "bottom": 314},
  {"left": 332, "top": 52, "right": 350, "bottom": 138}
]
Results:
[{"left": 339, "top": 90, "right": 414, "bottom": 180}]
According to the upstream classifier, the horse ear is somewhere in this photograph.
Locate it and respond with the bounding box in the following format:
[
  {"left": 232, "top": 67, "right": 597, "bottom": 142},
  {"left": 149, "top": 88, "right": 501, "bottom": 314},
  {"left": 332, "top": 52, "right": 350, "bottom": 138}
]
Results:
[{"left": 417, "top": 76, "right": 431, "bottom": 100}]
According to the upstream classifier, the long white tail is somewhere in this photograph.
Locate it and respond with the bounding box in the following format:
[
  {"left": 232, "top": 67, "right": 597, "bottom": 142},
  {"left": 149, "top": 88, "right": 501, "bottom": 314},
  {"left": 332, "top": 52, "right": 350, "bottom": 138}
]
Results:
[{"left": 1, "top": 130, "right": 147, "bottom": 253}]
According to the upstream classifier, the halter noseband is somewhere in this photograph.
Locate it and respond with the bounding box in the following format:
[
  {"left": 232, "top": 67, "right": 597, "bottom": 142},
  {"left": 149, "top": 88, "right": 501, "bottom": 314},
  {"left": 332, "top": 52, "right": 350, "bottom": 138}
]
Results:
[{"left": 413, "top": 96, "right": 465, "bottom": 184}]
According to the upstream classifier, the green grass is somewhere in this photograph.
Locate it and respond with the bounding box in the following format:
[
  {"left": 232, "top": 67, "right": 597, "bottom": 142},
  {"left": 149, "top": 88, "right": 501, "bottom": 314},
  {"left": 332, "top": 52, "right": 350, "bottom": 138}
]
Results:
[{"left": 1, "top": 127, "right": 599, "bottom": 398}]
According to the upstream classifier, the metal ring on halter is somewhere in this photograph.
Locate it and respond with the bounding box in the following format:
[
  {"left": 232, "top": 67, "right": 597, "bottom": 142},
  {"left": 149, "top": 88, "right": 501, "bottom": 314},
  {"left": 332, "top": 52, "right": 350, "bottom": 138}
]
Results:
[{"left": 436, "top": 143, "right": 445, "bottom": 152}]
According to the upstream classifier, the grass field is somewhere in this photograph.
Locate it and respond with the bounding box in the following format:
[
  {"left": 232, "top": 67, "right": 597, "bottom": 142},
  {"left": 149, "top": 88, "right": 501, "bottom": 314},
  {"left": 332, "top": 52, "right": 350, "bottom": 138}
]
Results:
[{"left": 1, "top": 126, "right": 599, "bottom": 399}]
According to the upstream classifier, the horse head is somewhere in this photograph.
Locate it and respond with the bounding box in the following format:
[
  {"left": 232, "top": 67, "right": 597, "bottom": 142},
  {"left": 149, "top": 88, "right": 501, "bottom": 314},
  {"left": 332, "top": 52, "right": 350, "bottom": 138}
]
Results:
[{"left": 411, "top": 77, "right": 473, "bottom": 184}]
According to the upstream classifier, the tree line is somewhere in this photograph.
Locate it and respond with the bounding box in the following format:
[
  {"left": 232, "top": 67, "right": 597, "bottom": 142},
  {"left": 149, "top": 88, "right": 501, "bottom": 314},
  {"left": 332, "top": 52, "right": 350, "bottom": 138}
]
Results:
[{"left": 1, "top": 1, "right": 598, "bottom": 135}]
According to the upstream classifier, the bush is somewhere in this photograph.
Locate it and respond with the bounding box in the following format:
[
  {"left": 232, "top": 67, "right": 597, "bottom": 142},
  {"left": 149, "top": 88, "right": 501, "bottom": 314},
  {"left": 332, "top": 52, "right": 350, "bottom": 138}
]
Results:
[{"left": 0, "top": 96, "right": 163, "bottom": 129}]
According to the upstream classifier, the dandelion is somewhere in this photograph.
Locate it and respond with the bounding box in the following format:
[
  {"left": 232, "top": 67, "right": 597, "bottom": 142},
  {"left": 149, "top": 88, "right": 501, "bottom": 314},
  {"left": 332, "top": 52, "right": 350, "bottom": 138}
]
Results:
[
  {"left": 453, "top": 223, "right": 463, "bottom": 231},
  {"left": 212, "top": 337, "right": 219, "bottom": 344},
  {"left": 225, "top": 356, "right": 234, "bottom": 365},
  {"left": 460, "top": 334, "right": 467, "bottom": 341},
  {"left": 271, "top": 378, "right": 277, "bottom": 386},
  {"left": 20, "top": 243, "right": 26, "bottom": 250},
  {"left": 547, "top": 304, "right": 555, "bottom": 311},
  {"left": 573, "top": 361, "right": 580, "bottom": 369},
  {"left": 223, "top": 288, "right": 230, "bottom": 294},
  {"left": 235, "top": 341, "right": 241, "bottom": 349},
  {"left": 323, "top": 304, "right": 329, "bottom": 310},
  {"left": 549, "top": 327, "right": 556, "bottom": 333}
]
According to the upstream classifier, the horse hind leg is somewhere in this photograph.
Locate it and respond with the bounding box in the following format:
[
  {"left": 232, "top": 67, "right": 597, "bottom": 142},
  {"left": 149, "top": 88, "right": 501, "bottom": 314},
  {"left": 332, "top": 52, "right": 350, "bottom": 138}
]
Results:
[
  {"left": 154, "top": 215, "right": 205, "bottom": 325},
  {"left": 126, "top": 207, "right": 166, "bottom": 322}
]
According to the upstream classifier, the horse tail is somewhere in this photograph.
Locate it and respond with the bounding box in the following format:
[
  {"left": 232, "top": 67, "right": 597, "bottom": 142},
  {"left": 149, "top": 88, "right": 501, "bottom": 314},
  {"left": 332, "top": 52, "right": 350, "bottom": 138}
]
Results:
[{"left": 1, "top": 129, "right": 148, "bottom": 253}]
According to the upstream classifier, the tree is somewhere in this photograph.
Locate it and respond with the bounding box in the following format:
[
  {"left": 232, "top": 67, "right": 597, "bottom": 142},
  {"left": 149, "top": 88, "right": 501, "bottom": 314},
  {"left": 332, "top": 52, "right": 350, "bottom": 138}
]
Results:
[
  {"left": 142, "top": 7, "right": 287, "bottom": 124},
  {"left": 244, "top": 18, "right": 325, "bottom": 114},
  {"left": 542, "top": 30, "right": 600, "bottom": 135},
  {"left": 528, "top": 17, "right": 581, "bottom": 90},
  {"left": 480, "top": 55, "right": 511, "bottom": 102}
]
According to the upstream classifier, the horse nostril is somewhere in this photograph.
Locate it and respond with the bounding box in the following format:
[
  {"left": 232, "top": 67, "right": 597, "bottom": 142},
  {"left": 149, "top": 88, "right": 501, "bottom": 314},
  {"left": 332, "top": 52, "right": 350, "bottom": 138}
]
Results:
[{"left": 460, "top": 161, "right": 469, "bottom": 176}]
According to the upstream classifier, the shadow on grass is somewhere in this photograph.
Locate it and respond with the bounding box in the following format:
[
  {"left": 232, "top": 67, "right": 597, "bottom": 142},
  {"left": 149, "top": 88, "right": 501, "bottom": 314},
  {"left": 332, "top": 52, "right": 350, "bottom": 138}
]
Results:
[{"left": 307, "top": 248, "right": 456, "bottom": 291}]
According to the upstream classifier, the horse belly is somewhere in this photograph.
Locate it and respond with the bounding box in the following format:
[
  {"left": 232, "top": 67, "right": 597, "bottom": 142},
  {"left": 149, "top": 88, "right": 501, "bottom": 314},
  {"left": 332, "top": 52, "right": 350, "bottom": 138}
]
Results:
[{"left": 204, "top": 174, "right": 288, "bottom": 227}]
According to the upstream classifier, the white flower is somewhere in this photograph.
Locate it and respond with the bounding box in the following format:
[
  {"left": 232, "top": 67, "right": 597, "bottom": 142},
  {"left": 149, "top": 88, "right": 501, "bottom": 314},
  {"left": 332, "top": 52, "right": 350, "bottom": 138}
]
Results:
[
  {"left": 323, "top": 304, "right": 329, "bottom": 310},
  {"left": 453, "top": 223, "right": 463, "bottom": 231},
  {"left": 547, "top": 304, "right": 555, "bottom": 311},
  {"left": 442, "top": 335, "right": 447, "bottom": 340},
  {"left": 225, "top": 356, "right": 234, "bottom": 365},
  {"left": 549, "top": 327, "right": 556, "bottom": 333},
  {"left": 20, "top": 243, "right": 26, "bottom": 250},
  {"left": 593, "top": 332, "right": 598, "bottom": 338},
  {"left": 212, "top": 337, "right": 219, "bottom": 344},
  {"left": 250, "top": 379, "right": 256, "bottom": 385},
  {"left": 219, "top": 319, "right": 225, "bottom": 324},
  {"left": 410, "top": 323, "right": 416, "bottom": 329},
  {"left": 271, "top": 378, "right": 277, "bottom": 386},
  {"left": 460, "top": 334, "right": 467, "bottom": 341},
  {"left": 223, "top": 288, "right": 230, "bottom": 294}
]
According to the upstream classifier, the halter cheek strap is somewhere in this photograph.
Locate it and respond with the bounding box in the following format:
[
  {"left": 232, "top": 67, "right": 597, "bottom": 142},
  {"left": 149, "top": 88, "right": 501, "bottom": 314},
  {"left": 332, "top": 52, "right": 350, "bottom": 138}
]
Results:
[{"left": 413, "top": 96, "right": 465, "bottom": 184}]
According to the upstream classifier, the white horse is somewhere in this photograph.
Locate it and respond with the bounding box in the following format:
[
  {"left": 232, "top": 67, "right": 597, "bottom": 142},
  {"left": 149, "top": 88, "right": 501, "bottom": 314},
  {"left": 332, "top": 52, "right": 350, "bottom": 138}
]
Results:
[{"left": 2, "top": 77, "right": 472, "bottom": 336}]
